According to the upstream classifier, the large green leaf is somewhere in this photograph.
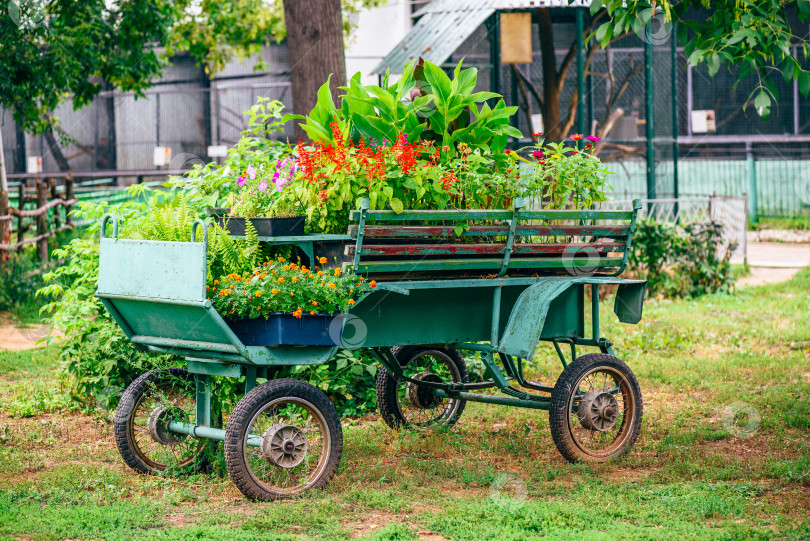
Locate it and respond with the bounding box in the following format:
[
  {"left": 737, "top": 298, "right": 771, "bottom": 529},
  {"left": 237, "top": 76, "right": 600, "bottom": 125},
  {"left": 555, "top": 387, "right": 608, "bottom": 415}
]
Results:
[
  {"left": 423, "top": 61, "right": 453, "bottom": 108},
  {"left": 351, "top": 114, "right": 399, "bottom": 145}
]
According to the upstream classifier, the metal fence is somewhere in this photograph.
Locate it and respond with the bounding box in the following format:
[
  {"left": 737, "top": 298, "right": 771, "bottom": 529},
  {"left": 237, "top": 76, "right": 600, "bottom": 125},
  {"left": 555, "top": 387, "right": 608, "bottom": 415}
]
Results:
[{"left": 601, "top": 195, "right": 748, "bottom": 263}]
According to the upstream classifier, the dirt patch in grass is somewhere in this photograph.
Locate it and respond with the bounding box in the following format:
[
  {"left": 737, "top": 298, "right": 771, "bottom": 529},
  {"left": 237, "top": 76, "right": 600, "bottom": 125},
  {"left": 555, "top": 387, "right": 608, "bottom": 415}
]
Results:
[{"left": 701, "top": 435, "right": 799, "bottom": 461}]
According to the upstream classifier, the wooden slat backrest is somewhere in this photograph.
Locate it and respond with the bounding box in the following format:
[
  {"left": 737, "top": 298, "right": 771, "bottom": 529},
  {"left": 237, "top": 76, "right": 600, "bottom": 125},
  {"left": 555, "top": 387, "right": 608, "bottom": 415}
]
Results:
[{"left": 344, "top": 199, "right": 642, "bottom": 278}]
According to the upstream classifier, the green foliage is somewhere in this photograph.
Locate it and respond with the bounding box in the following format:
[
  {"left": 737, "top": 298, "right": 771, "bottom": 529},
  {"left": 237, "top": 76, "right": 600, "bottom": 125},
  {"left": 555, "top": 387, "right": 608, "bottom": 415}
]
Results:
[
  {"left": 280, "top": 350, "right": 378, "bottom": 417},
  {"left": 0, "top": 251, "right": 51, "bottom": 323},
  {"left": 629, "top": 219, "right": 736, "bottom": 298},
  {"left": 1, "top": 380, "right": 78, "bottom": 418},
  {"left": 594, "top": 0, "right": 810, "bottom": 120},
  {"left": 302, "top": 60, "right": 519, "bottom": 155}
]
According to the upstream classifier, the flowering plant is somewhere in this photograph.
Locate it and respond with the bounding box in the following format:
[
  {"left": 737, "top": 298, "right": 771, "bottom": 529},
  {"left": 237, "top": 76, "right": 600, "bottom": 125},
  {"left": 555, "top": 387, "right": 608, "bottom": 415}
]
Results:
[
  {"left": 519, "top": 134, "right": 612, "bottom": 209},
  {"left": 278, "top": 124, "right": 525, "bottom": 233},
  {"left": 211, "top": 257, "right": 374, "bottom": 320},
  {"left": 226, "top": 157, "right": 306, "bottom": 218}
]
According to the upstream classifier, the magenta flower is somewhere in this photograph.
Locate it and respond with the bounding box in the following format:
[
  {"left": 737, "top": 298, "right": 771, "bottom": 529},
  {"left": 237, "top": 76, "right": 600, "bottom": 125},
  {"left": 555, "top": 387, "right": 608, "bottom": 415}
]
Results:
[
  {"left": 237, "top": 175, "right": 247, "bottom": 187},
  {"left": 258, "top": 180, "right": 267, "bottom": 192},
  {"left": 247, "top": 165, "right": 258, "bottom": 180},
  {"left": 586, "top": 135, "right": 601, "bottom": 142},
  {"left": 532, "top": 150, "right": 544, "bottom": 160}
]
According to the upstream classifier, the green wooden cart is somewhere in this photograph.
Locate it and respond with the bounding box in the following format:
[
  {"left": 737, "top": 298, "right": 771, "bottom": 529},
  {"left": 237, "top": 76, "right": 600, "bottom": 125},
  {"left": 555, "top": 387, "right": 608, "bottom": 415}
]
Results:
[{"left": 99, "top": 199, "right": 647, "bottom": 501}]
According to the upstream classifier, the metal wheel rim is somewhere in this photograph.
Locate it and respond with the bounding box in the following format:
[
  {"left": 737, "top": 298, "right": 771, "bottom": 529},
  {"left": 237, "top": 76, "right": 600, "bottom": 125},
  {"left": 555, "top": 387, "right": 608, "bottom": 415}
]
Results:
[
  {"left": 128, "top": 379, "right": 202, "bottom": 470},
  {"left": 395, "top": 350, "right": 463, "bottom": 428},
  {"left": 242, "top": 397, "right": 331, "bottom": 496},
  {"left": 566, "top": 365, "right": 635, "bottom": 458}
]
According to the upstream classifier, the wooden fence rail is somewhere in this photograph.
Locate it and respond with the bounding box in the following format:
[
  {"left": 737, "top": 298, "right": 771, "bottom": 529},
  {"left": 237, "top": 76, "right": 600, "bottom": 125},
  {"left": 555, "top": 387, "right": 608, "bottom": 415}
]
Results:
[{"left": 0, "top": 177, "right": 76, "bottom": 261}]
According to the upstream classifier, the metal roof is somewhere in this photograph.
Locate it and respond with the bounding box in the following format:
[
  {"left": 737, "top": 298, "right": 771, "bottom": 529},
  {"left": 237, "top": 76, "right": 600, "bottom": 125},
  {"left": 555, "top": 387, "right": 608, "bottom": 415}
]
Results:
[{"left": 373, "top": 0, "right": 592, "bottom": 75}]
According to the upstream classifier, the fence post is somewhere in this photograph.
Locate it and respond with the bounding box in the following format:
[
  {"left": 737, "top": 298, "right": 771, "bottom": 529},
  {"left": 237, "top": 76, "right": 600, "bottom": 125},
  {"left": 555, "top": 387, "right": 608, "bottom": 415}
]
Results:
[
  {"left": 36, "top": 180, "right": 48, "bottom": 262},
  {"left": 746, "top": 141, "right": 758, "bottom": 223},
  {"left": 65, "top": 175, "right": 74, "bottom": 228},
  {"left": 16, "top": 183, "right": 25, "bottom": 252},
  {"left": 0, "top": 190, "right": 8, "bottom": 259},
  {"left": 49, "top": 178, "right": 61, "bottom": 230}
]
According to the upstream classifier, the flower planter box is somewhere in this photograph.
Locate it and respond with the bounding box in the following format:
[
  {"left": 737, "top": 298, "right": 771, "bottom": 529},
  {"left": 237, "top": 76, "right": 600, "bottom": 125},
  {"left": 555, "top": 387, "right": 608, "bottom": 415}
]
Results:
[
  {"left": 227, "top": 312, "right": 340, "bottom": 346},
  {"left": 220, "top": 216, "right": 306, "bottom": 237}
]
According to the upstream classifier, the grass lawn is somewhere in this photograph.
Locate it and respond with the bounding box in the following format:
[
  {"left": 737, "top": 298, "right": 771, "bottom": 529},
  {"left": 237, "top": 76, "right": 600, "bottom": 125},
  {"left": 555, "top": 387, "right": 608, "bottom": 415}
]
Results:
[{"left": 0, "top": 271, "right": 808, "bottom": 540}]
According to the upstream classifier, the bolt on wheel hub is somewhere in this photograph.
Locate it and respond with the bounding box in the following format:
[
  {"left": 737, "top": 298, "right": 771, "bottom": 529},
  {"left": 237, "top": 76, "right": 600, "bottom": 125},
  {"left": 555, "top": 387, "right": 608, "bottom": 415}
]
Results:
[
  {"left": 147, "top": 406, "right": 189, "bottom": 446},
  {"left": 261, "top": 424, "right": 308, "bottom": 468},
  {"left": 576, "top": 391, "right": 620, "bottom": 431},
  {"left": 406, "top": 372, "right": 444, "bottom": 410}
]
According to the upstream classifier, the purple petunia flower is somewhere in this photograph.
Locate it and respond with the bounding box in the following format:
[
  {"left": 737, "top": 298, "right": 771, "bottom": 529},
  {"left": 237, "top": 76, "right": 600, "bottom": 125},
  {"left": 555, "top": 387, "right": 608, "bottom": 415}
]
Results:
[{"left": 238, "top": 175, "right": 247, "bottom": 187}]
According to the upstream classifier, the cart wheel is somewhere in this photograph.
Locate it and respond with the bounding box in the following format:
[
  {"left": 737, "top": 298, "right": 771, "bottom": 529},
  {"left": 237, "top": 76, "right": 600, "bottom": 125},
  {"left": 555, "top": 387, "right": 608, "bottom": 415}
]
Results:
[
  {"left": 114, "top": 368, "right": 209, "bottom": 474},
  {"left": 549, "top": 353, "right": 643, "bottom": 462},
  {"left": 224, "top": 378, "right": 342, "bottom": 501},
  {"left": 376, "top": 346, "right": 468, "bottom": 430}
]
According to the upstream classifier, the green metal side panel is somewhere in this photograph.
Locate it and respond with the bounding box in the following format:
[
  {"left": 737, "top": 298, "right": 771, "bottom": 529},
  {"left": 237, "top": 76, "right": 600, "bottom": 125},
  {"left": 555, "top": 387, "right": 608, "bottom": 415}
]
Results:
[
  {"left": 110, "top": 298, "right": 235, "bottom": 345},
  {"left": 98, "top": 238, "right": 206, "bottom": 302},
  {"left": 245, "top": 346, "right": 339, "bottom": 366},
  {"left": 614, "top": 282, "right": 647, "bottom": 324},
  {"left": 347, "top": 286, "right": 527, "bottom": 347}
]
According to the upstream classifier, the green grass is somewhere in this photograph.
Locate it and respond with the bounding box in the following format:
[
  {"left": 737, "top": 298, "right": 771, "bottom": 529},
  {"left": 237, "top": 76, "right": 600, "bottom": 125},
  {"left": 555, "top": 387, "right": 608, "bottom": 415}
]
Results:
[{"left": 0, "top": 272, "right": 809, "bottom": 539}]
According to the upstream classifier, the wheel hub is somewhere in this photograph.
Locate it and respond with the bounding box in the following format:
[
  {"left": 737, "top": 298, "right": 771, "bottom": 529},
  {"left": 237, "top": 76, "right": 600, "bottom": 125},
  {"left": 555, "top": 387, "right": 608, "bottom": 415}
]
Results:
[
  {"left": 147, "top": 406, "right": 189, "bottom": 446},
  {"left": 261, "top": 424, "right": 308, "bottom": 468},
  {"left": 576, "top": 391, "right": 619, "bottom": 431},
  {"left": 406, "top": 372, "right": 444, "bottom": 410}
]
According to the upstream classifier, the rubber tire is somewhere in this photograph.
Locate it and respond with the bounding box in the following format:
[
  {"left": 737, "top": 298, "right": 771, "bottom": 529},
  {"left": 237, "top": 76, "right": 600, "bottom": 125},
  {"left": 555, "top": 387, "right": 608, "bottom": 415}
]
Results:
[
  {"left": 376, "top": 346, "right": 469, "bottom": 430},
  {"left": 114, "top": 368, "right": 206, "bottom": 475},
  {"left": 549, "top": 353, "right": 643, "bottom": 463},
  {"left": 224, "top": 378, "right": 343, "bottom": 501}
]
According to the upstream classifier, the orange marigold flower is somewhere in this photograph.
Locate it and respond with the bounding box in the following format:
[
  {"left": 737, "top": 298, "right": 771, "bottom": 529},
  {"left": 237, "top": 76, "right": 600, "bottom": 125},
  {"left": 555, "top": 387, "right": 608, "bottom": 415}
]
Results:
[
  {"left": 255, "top": 291, "right": 262, "bottom": 297},
  {"left": 317, "top": 271, "right": 324, "bottom": 277},
  {"left": 214, "top": 280, "right": 220, "bottom": 285},
  {"left": 290, "top": 292, "right": 294, "bottom": 297},
  {"left": 333, "top": 268, "right": 342, "bottom": 276},
  {"left": 206, "top": 286, "right": 210, "bottom": 291},
  {"left": 328, "top": 283, "right": 336, "bottom": 289},
  {"left": 321, "top": 280, "right": 326, "bottom": 286},
  {"left": 278, "top": 257, "right": 286, "bottom": 262},
  {"left": 348, "top": 299, "right": 355, "bottom": 305},
  {"left": 289, "top": 263, "right": 298, "bottom": 270},
  {"left": 319, "top": 257, "right": 327, "bottom": 264},
  {"left": 271, "top": 288, "right": 279, "bottom": 295},
  {"left": 369, "top": 280, "right": 377, "bottom": 288},
  {"left": 310, "top": 310, "right": 316, "bottom": 315},
  {"left": 292, "top": 276, "right": 299, "bottom": 283},
  {"left": 312, "top": 301, "right": 318, "bottom": 306},
  {"left": 277, "top": 277, "right": 285, "bottom": 284}
]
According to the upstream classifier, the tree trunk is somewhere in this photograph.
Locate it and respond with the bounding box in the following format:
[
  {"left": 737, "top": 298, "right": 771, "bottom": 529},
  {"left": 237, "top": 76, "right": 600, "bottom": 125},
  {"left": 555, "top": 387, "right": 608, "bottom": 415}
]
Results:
[
  {"left": 283, "top": 0, "right": 346, "bottom": 141},
  {"left": 43, "top": 117, "right": 70, "bottom": 171},
  {"left": 537, "top": 9, "right": 563, "bottom": 141}
]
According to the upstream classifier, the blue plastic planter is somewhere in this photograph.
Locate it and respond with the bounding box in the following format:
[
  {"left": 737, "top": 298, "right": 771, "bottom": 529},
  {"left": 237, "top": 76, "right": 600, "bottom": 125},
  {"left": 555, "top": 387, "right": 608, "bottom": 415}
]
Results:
[{"left": 226, "top": 313, "right": 340, "bottom": 346}]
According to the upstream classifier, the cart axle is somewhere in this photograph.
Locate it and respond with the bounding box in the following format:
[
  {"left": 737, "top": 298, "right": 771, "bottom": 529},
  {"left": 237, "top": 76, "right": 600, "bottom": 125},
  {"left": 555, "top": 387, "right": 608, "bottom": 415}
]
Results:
[
  {"left": 430, "top": 389, "right": 550, "bottom": 410},
  {"left": 167, "top": 421, "right": 263, "bottom": 447}
]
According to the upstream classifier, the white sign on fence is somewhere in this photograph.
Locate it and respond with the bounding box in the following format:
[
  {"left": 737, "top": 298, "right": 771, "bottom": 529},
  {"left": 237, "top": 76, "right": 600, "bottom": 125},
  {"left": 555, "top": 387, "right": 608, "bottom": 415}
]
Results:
[
  {"left": 26, "top": 156, "right": 42, "bottom": 174},
  {"left": 153, "top": 147, "right": 172, "bottom": 167}
]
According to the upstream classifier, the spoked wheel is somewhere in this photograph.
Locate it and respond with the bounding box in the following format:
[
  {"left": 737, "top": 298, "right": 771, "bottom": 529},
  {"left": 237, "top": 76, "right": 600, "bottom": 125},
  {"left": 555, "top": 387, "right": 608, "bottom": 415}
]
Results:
[
  {"left": 376, "top": 346, "right": 469, "bottom": 429},
  {"left": 224, "top": 379, "right": 342, "bottom": 501},
  {"left": 549, "top": 353, "right": 643, "bottom": 462},
  {"left": 114, "top": 368, "right": 208, "bottom": 474}
]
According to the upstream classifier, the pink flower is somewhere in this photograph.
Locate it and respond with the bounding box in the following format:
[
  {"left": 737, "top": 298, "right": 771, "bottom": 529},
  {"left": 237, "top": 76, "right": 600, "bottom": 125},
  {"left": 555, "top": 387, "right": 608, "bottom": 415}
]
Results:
[
  {"left": 237, "top": 175, "right": 247, "bottom": 187},
  {"left": 247, "top": 165, "right": 258, "bottom": 180},
  {"left": 570, "top": 134, "right": 583, "bottom": 141},
  {"left": 258, "top": 180, "right": 267, "bottom": 192},
  {"left": 586, "top": 135, "right": 601, "bottom": 142},
  {"left": 532, "top": 150, "right": 544, "bottom": 160}
]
